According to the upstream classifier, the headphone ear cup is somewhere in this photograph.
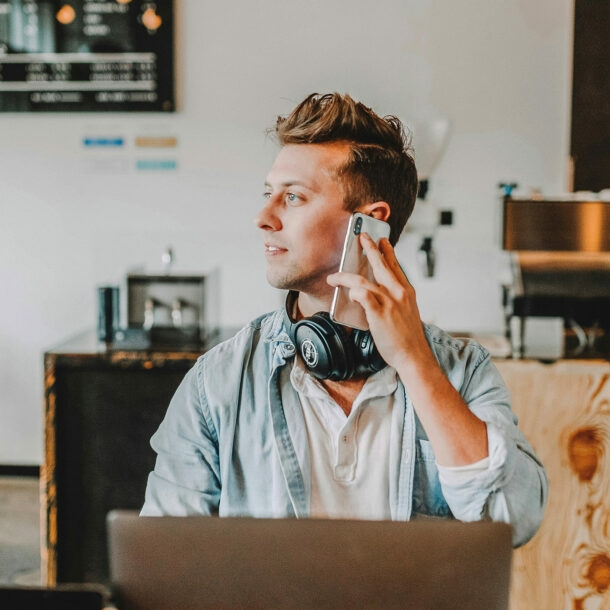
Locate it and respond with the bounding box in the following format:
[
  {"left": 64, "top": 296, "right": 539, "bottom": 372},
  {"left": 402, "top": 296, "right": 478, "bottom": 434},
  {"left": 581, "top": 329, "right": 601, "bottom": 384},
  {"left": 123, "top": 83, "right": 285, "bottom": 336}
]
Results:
[
  {"left": 293, "top": 313, "right": 354, "bottom": 381},
  {"left": 352, "top": 330, "right": 386, "bottom": 376}
]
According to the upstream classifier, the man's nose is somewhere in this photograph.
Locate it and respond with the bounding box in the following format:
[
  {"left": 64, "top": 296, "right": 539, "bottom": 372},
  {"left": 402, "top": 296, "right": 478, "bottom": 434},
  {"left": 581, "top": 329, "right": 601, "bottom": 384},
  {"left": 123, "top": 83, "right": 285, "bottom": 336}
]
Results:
[{"left": 255, "top": 196, "right": 282, "bottom": 231}]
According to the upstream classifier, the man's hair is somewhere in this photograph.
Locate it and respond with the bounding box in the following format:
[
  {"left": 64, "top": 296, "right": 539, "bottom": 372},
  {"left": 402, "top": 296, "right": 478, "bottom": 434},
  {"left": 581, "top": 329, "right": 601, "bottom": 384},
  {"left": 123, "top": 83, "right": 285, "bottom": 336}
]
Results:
[{"left": 274, "top": 93, "right": 418, "bottom": 245}]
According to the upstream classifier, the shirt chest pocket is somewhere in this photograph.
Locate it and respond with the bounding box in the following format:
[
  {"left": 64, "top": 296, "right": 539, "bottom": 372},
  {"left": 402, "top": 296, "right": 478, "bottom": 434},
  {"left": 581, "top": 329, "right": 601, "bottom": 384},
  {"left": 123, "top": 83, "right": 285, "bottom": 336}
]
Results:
[{"left": 411, "top": 439, "right": 453, "bottom": 518}]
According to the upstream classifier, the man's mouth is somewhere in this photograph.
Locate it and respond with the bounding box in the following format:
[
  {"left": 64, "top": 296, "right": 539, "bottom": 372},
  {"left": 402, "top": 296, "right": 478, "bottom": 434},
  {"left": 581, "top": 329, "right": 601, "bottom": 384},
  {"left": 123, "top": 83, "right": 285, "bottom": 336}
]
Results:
[{"left": 265, "top": 245, "right": 286, "bottom": 254}]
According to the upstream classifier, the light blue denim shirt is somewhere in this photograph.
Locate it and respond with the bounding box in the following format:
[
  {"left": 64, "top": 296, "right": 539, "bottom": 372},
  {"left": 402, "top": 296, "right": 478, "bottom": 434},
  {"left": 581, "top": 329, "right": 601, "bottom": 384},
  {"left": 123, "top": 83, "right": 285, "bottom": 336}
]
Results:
[{"left": 142, "top": 308, "right": 548, "bottom": 547}]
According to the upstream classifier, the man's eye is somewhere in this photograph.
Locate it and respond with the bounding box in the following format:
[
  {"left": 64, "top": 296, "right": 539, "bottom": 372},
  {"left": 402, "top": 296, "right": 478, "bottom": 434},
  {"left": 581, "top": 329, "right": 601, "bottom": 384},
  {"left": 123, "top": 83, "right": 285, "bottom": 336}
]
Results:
[
  {"left": 263, "top": 191, "right": 271, "bottom": 200},
  {"left": 286, "top": 192, "right": 300, "bottom": 203}
]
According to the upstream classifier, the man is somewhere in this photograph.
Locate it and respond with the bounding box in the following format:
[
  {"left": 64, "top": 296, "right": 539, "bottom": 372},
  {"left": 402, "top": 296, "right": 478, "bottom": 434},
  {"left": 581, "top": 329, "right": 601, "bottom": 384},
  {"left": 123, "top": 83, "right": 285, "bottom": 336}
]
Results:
[{"left": 142, "top": 93, "right": 547, "bottom": 546}]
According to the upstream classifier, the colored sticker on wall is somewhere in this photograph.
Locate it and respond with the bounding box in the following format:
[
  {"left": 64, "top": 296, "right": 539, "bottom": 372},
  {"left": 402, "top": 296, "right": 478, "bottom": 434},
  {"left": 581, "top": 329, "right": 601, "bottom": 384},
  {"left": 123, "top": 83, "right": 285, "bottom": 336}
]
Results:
[
  {"left": 83, "top": 137, "right": 125, "bottom": 148},
  {"left": 136, "top": 159, "right": 177, "bottom": 171},
  {"left": 135, "top": 136, "right": 178, "bottom": 148}
]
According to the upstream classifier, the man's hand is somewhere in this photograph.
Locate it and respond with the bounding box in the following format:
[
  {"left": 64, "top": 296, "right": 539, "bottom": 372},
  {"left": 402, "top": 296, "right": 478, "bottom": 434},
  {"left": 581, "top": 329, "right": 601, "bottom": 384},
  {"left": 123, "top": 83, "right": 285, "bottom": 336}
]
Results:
[
  {"left": 327, "top": 233, "right": 430, "bottom": 373},
  {"left": 327, "top": 233, "right": 489, "bottom": 466}
]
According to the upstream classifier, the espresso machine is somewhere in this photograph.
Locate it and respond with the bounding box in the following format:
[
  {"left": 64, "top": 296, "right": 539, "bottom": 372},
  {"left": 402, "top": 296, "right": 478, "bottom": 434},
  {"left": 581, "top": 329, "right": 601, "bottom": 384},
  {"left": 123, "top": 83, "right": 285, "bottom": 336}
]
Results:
[
  {"left": 102, "top": 248, "right": 221, "bottom": 349},
  {"left": 502, "top": 195, "right": 610, "bottom": 359}
]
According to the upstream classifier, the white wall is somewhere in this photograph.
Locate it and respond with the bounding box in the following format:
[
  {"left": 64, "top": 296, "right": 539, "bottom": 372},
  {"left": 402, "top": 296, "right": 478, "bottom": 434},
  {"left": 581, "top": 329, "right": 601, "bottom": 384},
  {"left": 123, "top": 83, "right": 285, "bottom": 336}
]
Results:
[{"left": 0, "top": 0, "right": 574, "bottom": 465}]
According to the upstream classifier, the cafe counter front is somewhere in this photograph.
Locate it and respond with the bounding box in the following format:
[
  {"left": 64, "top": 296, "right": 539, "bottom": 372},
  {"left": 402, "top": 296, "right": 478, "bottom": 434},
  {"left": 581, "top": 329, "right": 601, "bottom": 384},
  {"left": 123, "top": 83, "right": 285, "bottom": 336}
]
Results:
[{"left": 41, "top": 331, "right": 610, "bottom": 609}]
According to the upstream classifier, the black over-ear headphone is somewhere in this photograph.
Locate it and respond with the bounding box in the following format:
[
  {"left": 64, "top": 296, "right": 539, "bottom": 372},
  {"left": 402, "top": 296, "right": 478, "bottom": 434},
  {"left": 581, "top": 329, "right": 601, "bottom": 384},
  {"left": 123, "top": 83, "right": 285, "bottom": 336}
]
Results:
[{"left": 285, "top": 291, "right": 386, "bottom": 381}]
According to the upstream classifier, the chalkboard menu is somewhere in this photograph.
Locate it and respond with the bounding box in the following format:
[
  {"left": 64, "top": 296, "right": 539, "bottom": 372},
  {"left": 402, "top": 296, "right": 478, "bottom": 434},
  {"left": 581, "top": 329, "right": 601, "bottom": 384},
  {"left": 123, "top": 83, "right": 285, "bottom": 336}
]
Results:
[{"left": 0, "top": 1, "right": 174, "bottom": 112}]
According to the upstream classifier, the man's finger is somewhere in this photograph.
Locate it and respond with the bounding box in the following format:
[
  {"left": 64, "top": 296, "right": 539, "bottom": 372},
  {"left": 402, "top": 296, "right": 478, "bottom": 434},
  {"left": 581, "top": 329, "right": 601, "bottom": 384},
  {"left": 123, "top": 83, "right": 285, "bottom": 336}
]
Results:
[{"left": 360, "top": 234, "right": 411, "bottom": 294}]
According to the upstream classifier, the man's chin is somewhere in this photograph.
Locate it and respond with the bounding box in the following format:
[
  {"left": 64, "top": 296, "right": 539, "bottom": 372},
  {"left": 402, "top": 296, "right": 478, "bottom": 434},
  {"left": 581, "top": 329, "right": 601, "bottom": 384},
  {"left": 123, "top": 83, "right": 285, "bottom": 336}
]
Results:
[
  {"left": 266, "top": 275, "right": 294, "bottom": 291},
  {"left": 266, "top": 269, "right": 308, "bottom": 292},
  {"left": 267, "top": 276, "right": 332, "bottom": 302}
]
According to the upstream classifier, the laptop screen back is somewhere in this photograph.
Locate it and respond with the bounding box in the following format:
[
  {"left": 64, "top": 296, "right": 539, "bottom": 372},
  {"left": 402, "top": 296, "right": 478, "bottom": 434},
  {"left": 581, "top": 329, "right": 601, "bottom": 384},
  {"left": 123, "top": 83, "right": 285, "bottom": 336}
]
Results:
[{"left": 107, "top": 510, "right": 512, "bottom": 610}]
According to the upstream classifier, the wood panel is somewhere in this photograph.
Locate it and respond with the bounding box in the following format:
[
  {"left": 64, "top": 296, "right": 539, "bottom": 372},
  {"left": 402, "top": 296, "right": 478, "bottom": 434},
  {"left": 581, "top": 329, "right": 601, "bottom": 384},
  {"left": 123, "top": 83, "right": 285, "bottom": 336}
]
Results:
[{"left": 495, "top": 360, "right": 610, "bottom": 610}]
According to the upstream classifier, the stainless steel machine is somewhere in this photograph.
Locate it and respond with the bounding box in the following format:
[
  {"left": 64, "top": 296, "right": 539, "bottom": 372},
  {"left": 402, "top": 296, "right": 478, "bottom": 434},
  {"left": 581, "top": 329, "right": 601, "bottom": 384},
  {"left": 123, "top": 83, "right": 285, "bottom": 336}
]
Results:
[
  {"left": 126, "top": 269, "right": 220, "bottom": 346},
  {"left": 502, "top": 196, "right": 610, "bottom": 358}
]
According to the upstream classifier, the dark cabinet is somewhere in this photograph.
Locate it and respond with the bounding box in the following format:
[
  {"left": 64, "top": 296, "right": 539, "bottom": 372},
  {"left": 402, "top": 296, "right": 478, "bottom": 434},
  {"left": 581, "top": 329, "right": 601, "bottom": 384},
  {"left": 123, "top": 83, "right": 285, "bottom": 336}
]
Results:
[
  {"left": 42, "top": 330, "right": 227, "bottom": 585},
  {"left": 571, "top": 0, "right": 610, "bottom": 191}
]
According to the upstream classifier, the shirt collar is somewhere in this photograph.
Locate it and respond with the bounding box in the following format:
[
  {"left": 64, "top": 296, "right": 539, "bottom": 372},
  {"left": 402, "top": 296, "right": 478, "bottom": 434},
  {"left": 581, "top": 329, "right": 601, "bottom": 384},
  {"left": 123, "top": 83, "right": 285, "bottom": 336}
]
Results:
[{"left": 290, "top": 357, "right": 397, "bottom": 401}]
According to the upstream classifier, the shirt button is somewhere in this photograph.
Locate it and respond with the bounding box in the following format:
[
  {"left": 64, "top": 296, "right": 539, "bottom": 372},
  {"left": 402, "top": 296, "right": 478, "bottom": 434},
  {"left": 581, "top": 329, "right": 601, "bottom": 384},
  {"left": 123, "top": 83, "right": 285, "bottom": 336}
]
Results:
[{"left": 335, "top": 465, "right": 349, "bottom": 479}]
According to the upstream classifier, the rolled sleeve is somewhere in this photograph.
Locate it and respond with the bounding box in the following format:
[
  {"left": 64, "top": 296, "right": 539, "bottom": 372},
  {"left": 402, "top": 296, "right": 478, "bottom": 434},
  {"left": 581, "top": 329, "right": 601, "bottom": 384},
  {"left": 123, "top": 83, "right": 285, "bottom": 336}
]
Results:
[
  {"left": 438, "top": 421, "right": 547, "bottom": 546},
  {"left": 437, "top": 350, "right": 548, "bottom": 547}
]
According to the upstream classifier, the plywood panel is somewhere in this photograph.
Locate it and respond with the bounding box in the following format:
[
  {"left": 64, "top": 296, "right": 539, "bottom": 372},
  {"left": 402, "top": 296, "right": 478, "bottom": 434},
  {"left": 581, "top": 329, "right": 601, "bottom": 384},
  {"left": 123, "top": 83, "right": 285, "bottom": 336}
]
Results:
[{"left": 495, "top": 360, "right": 610, "bottom": 610}]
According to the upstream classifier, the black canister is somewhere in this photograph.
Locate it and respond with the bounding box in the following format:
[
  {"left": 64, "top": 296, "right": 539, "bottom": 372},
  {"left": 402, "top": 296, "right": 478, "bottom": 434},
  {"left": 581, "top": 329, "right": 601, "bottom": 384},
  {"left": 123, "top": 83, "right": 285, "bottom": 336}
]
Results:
[{"left": 97, "top": 285, "right": 120, "bottom": 342}]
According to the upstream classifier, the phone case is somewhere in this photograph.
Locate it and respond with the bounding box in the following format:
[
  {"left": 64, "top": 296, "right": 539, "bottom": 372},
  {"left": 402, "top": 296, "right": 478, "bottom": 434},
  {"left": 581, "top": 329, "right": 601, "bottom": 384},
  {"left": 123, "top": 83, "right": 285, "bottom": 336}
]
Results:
[{"left": 330, "top": 213, "right": 390, "bottom": 330}]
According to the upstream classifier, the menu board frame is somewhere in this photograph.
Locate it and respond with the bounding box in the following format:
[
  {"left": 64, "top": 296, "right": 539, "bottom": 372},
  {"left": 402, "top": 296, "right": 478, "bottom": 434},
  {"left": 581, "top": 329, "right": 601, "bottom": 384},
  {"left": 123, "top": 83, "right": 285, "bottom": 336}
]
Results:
[{"left": 0, "top": 0, "right": 175, "bottom": 112}]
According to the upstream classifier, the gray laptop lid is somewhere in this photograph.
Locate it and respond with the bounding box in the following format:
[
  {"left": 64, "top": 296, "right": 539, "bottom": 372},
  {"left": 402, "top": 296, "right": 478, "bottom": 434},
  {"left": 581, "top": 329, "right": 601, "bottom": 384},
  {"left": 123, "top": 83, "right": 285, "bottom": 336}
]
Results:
[{"left": 107, "top": 510, "right": 512, "bottom": 610}]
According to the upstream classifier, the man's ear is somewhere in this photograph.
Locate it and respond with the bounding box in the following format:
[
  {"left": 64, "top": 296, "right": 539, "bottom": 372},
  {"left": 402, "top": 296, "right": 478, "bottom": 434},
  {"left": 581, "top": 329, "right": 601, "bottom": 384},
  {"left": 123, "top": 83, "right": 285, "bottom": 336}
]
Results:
[{"left": 358, "top": 201, "right": 391, "bottom": 222}]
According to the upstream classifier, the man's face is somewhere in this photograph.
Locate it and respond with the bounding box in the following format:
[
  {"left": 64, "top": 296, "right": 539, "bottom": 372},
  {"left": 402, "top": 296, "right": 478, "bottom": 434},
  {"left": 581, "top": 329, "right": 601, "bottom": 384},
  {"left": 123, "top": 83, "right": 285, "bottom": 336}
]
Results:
[{"left": 256, "top": 142, "right": 352, "bottom": 299}]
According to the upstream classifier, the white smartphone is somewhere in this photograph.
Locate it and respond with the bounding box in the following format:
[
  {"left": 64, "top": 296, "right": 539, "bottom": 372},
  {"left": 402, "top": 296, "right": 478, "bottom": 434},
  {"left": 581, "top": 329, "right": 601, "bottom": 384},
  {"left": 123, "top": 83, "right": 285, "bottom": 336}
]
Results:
[{"left": 330, "top": 212, "right": 391, "bottom": 330}]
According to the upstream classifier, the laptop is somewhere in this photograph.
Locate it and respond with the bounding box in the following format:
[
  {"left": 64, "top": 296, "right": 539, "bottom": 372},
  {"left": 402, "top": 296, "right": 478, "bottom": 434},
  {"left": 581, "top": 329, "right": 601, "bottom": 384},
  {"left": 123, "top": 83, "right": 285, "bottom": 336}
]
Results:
[{"left": 107, "top": 510, "right": 512, "bottom": 610}]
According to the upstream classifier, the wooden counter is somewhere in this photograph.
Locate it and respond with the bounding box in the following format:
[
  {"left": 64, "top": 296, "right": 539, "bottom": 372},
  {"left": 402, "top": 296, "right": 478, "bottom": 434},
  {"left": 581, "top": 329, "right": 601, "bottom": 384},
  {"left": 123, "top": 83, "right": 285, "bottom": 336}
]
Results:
[
  {"left": 42, "top": 333, "right": 610, "bottom": 604},
  {"left": 495, "top": 359, "right": 610, "bottom": 610}
]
